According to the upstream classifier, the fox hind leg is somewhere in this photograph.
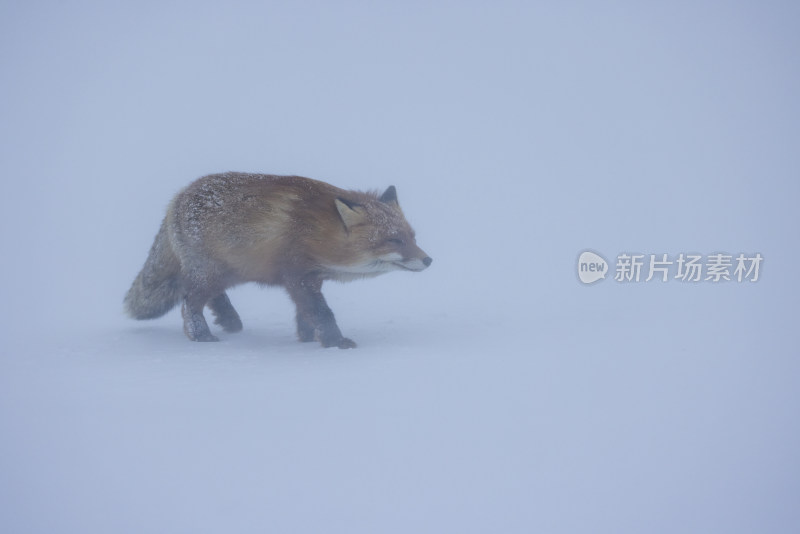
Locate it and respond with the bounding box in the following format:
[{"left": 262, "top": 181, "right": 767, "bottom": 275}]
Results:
[
  {"left": 209, "top": 292, "right": 243, "bottom": 333},
  {"left": 181, "top": 288, "right": 219, "bottom": 342}
]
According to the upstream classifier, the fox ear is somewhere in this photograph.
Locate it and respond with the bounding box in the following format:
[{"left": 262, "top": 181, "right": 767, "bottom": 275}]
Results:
[
  {"left": 379, "top": 185, "right": 398, "bottom": 207},
  {"left": 335, "top": 198, "right": 364, "bottom": 230}
]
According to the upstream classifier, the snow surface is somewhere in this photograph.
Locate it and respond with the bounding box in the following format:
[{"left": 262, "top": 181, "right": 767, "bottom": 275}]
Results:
[{"left": 1, "top": 2, "right": 799, "bottom": 533}]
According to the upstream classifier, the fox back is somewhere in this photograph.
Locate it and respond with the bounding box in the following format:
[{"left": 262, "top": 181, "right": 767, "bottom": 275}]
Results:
[{"left": 124, "top": 173, "right": 432, "bottom": 348}]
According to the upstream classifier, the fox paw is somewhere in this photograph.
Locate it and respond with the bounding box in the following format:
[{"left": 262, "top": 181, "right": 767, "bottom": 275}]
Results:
[
  {"left": 337, "top": 337, "right": 357, "bottom": 349},
  {"left": 318, "top": 334, "right": 357, "bottom": 349},
  {"left": 189, "top": 331, "right": 220, "bottom": 342}
]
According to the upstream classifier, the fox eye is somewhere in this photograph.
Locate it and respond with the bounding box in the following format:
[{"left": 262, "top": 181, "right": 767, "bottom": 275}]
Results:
[{"left": 387, "top": 238, "right": 404, "bottom": 246}]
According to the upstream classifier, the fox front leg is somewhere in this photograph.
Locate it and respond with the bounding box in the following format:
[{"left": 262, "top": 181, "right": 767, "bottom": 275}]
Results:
[
  {"left": 295, "top": 312, "right": 316, "bottom": 343},
  {"left": 286, "top": 280, "right": 356, "bottom": 349}
]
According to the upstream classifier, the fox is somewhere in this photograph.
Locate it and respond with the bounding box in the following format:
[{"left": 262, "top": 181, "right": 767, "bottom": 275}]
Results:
[{"left": 124, "top": 172, "right": 432, "bottom": 348}]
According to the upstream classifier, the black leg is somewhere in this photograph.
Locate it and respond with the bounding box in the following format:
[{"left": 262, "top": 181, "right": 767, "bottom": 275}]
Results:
[
  {"left": 208, "top": 292, "right": 243, "bottom": 333},
  {"left": 181, "top": 288, "right": 218, "bottom": 342},
  {"left": 286, "top": 279, "right": 356, "bottom": 349},
  {"left": 296, "top": 312, "right": 316, "bottom": 342}
]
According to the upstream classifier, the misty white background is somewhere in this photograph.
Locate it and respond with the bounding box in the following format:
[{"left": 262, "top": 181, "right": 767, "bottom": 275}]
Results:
[{"left": 1, "top": 2, "right": 798, "bottom": 533}]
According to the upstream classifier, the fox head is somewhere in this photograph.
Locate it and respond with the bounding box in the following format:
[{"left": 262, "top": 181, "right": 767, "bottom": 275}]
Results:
[{"left": 327, "top": 186, "right": 432, "bottom": 280}]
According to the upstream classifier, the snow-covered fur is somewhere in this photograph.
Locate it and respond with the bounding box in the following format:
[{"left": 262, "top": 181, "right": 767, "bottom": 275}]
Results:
[
  {"left": 124, "top": 173, "right": 432, "bottom": 348},
  {"left": 124, "top": 218, "right": 182, "bottom": 320}
]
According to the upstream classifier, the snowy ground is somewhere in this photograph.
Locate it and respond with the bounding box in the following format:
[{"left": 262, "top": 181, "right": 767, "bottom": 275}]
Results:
[
  {"left": 2, "top": 2, "right": 799, "bottom": 533},
  {"left": 2, "top": 285, "right": 796, "bottom": 533}
]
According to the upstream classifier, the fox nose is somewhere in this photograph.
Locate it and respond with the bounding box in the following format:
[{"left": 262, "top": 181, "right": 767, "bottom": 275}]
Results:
[{"left": 423, "top": 257, "right": 433, "bottom": 267}]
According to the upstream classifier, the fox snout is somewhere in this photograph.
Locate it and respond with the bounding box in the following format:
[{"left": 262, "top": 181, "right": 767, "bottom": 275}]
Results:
[
  {"left": 398, "top": 256, "right": 432, "bottom": 272},
  {"left": 397, "top": 246, "right": 432, "bottom": 272}
]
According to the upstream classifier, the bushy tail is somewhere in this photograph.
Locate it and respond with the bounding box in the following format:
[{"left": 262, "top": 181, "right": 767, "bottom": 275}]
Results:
[{"left": 124, "top": 218, "right": 182, "bottom": 319}]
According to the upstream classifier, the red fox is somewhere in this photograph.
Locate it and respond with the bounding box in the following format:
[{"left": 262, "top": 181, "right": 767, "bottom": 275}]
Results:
[{"left": 124, "top": 173, "right": 432, "bottom": 348}]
